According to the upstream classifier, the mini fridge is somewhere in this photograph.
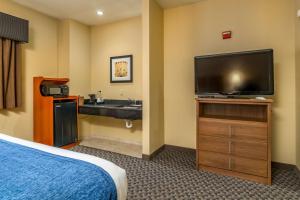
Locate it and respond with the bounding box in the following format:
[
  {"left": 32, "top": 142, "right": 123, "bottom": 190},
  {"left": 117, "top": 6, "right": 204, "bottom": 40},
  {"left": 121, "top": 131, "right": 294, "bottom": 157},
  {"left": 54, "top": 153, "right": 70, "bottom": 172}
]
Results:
[{"left": 54, "top": 101, "right": 78, "bottom": 147}]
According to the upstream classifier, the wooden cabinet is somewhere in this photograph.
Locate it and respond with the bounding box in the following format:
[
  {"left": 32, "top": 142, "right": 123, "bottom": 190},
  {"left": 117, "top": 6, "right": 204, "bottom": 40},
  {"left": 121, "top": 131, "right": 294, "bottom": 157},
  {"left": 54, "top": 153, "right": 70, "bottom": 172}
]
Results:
[
  {"left": 33, "top": 77, "right": 79, "bottom": 149},
  {"left": 196, "top": 98, "right": 272, "bottom": 185}
]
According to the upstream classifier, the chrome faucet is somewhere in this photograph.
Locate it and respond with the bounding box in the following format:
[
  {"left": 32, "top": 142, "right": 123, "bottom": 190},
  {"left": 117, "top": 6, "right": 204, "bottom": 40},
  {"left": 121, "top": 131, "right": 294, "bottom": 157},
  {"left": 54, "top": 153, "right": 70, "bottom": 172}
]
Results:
[{"left": 128, "top": 98, "right": 136, "bottom": 105}]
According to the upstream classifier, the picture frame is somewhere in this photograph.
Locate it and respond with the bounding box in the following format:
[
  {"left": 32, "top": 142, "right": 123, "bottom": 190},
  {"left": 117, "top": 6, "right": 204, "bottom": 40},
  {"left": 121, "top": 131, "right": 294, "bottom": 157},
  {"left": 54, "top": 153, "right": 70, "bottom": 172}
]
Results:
[{"left": 110, "top": 55, "right": 133, "bottom": 83}]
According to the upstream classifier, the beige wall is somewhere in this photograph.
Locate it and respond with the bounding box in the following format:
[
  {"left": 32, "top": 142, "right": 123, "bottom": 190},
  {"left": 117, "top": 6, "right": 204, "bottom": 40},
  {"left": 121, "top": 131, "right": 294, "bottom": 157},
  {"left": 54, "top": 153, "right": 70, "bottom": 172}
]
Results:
[
  {"left": 69, "top": 20, "right": 91, "bottom": 98},
  {"left": 149, "top": 0, "right": 165, "bottom": 153},
  {"left": 69, "top": 21, "right": 92, "bottom": 140},
  {"left": 142, "top": 0, "right": 151, "bottom": 154},
  {"left": 58, "top": 20, "right": 91, "bottom": 97},
  {"left": 90, "top": 17, "right": 142, "bottom": 100},
  {"left": 58, "top": 19, "right": 91, "bottom": 140},
  {"left": 164, "top": 0, "right": 297, "bottom": 164},
  {"left": 295, "top": 0, "right": 300, "bottom": 169},
  {"left": 88, "top": 17, "right": 143, "bottom": 144},
  {"left": 0, "top": 0, "right": 59, "bottom": 140},
  {"left": 58, "top": 20, "right": 70, "bottom": 78},
  {"left": 142, "top": 0, "right": 165, "bottom": 155}
]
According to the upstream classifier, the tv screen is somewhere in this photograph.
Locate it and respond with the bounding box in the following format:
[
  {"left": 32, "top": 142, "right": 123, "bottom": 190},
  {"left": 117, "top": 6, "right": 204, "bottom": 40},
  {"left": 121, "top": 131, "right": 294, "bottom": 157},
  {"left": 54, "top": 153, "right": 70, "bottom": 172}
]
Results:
[{"left": 194, "top": 49, "right": 274, "bottom": 96}]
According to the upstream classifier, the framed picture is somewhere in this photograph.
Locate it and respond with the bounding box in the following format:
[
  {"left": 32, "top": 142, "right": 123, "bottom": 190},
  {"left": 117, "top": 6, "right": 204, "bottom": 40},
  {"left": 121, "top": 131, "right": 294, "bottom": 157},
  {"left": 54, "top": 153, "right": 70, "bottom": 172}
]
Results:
[{"left": 110, "top": 55, "right": 133, "bottom": 83}]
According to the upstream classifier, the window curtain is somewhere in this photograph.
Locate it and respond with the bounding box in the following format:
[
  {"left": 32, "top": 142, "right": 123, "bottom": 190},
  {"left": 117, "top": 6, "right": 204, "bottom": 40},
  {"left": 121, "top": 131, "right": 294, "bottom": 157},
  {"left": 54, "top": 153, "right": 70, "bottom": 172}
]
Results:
[{"left": 0, "top": 37, "right": 21, "bottom": 109}]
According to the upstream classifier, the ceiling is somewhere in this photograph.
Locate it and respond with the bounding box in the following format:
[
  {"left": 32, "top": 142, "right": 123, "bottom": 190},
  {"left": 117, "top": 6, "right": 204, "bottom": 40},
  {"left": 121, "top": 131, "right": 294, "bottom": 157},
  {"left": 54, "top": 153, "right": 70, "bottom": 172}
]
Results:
[
  {"left": 12, "top": 0, "right": 203, "bottom": 26},
  {"left": 157, "top": 0, "right": 203, "bottom": 9},
  {"left": 12, "top": 0, "right": 142, "bottom": 25}
]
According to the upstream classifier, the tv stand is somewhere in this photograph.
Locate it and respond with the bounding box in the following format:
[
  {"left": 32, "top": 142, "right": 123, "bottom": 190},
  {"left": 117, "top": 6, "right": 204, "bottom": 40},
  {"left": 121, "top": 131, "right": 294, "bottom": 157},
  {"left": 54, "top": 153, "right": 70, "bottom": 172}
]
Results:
[
  {"left": 198, "top": 95, "right": 267, "bottom": 100},
  {"left": 199, "top": 95, "right": 231, "bottom": 99},
  {"left": 199, "top": 95, "right": 250, "bottom": 99},
  {"left": 196, "top": 98, "right": 272, "bottom": 185}
]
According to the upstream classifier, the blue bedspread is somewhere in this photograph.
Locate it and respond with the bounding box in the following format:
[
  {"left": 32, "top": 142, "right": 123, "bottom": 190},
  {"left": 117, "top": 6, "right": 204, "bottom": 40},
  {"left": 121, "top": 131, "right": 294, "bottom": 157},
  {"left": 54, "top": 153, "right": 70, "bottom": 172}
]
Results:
[{"left": 0, "top": 139, "right": 117, "bottom": 200}]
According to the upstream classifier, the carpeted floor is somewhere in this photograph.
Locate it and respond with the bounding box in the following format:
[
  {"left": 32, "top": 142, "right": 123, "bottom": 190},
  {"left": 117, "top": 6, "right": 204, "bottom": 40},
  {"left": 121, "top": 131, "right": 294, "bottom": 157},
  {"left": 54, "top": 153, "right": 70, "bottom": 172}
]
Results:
[{"left": 71, "top": 146, "right": 300, "bottom": 200}]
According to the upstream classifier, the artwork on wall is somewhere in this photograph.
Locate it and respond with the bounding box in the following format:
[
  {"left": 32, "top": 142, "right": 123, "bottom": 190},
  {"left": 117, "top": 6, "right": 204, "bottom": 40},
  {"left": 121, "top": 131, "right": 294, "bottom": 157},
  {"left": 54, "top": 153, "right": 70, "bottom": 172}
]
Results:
[{"left": 110, "top": 55, "right": 133, "bottom": 83}]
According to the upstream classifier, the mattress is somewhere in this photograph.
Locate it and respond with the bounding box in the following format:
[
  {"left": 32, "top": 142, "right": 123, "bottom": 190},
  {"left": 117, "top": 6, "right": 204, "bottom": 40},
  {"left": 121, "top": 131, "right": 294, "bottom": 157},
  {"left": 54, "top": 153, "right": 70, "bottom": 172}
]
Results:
[{"left": 0, "top": 133, "right": 127, "bottom": 200}]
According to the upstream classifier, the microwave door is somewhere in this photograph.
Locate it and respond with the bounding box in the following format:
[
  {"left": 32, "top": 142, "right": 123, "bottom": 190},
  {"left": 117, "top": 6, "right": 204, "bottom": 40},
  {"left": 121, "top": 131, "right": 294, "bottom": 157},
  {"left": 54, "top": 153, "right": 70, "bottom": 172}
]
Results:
[{"left": 49, "top": 87, "right": 61, "bottom": 95}]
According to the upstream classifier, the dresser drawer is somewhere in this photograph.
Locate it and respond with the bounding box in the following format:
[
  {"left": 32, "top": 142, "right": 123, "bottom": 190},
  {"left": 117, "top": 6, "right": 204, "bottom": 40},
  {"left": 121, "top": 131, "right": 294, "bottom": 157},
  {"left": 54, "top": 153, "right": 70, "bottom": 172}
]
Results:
[
  {"left": 198, "top": 119, "right": 229, "bottom": 138},
  {"left": 198, "top": 136, "right": 229, "bottom": 154},
  {"left": 230, "top": 140, "right": 267, "bottom": 160},
  {"left": 231, "top": 125, "right": 267, "bottom": 141},
  {"left": 231, "top": 157, "right": 268, "bottom": 177},
  {"left": 198, "top": 136, "right": 268, "bottom": 160},
  {"left": 198, "top": 151, "right": 229, "bottom": 170}
]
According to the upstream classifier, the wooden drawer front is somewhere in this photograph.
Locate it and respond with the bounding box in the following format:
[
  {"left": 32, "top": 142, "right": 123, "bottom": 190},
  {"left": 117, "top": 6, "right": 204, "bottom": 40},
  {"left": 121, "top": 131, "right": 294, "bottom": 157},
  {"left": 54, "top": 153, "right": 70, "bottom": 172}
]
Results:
[
  {"left": 199, "top": 120, "right": 229, "bottom": 138},
  {"left": 231, "top": 141, "right": 267, "bottom": 160},
  {"left": 198, "top": 136, "right": 229, "bottom": 154},
  {"left": 231, "top": 157, "right": 268, "bottom": 177},
  {"left": 198, "top": 151, "right": 229, "bottom": 170},
  {"left": 231, "top": 125, "right": 267, "bottom": 141}
]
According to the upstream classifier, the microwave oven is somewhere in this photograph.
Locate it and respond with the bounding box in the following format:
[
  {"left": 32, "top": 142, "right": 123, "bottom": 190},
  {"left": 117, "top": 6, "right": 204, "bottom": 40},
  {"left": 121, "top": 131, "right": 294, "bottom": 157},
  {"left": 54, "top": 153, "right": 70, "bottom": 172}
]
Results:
[{"left": 41, "top": 84, "right": 69, "bottom": 97}]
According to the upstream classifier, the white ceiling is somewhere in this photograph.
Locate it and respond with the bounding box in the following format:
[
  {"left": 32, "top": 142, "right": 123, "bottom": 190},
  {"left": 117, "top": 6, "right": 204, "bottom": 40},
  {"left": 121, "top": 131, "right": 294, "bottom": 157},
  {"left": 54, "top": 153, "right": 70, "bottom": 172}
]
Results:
[{"left": 12, "top": 0, "right": 203, "bottom": 26}]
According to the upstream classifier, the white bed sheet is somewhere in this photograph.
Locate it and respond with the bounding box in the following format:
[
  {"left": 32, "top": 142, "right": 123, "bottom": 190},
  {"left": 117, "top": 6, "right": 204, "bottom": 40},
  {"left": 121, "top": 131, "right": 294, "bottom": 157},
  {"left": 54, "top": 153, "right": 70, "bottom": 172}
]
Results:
[{"left": 0, "top": 133, "right": 127, "bottom": 200}]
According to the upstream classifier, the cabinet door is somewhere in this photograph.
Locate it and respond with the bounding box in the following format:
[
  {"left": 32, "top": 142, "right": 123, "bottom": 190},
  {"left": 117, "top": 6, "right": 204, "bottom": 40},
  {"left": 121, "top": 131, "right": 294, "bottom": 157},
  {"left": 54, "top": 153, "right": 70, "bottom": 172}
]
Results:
[
  {"left": 198, "top": 119, "right": 230, "bottom": 138},
  {"left": 198, "top": 151, "right": 230, "bottom": 170},
  {"left": 54, "top": 103, "right": 63, "bottom": 147},
  {"left": 54, "top": 101, "right": 78, "bottom": 147},
  {"left": 231, "top": 157, "right": 268, "bottom": 177},
  {"left": 198, "top": 136, "right": 229, "bottom": 154},
  {"left": 230, "top": 140, "right": 267, "bottom": 160},
  {"left": 231, "top": 125, "right": 267, "bottom": 141},
  {"left": 63, "top": 102, "right": 78, "bottom": 146}
]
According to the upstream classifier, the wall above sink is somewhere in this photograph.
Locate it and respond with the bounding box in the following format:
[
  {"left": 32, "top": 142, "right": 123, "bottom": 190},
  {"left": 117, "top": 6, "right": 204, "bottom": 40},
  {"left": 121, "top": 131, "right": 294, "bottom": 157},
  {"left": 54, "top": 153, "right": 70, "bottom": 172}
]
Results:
[{"left": 90, "top": 16, "right": 142, "bottom": 100}]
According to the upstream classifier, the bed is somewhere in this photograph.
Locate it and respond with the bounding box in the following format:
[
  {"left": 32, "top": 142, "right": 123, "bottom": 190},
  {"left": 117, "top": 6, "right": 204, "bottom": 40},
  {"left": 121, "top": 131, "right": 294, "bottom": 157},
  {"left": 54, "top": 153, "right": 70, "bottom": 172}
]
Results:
[{"left": 0, "top": 133, "right": 127, "bottom": 200}]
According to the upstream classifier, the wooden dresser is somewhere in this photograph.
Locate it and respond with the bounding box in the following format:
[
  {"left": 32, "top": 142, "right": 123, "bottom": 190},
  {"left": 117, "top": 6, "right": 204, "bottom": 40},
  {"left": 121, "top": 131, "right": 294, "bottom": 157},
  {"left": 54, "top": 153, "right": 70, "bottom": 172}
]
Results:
[{"left": 196, "top": 98, "right": 272, "bottom": 185}]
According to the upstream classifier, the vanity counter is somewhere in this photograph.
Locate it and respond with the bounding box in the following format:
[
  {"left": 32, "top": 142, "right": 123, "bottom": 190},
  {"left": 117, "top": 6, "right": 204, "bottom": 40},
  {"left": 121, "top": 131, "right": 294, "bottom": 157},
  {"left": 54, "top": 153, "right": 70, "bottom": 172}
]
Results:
[{"left": 78, "top": 99, "right": 142, "bottom": 120}]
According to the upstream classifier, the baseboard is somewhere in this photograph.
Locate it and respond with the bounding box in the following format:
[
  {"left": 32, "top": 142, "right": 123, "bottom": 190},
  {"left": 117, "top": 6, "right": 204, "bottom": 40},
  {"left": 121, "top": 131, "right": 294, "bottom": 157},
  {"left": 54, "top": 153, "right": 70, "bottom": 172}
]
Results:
[
  {"left": 142, "top": 144, "right": 196, "bottom": 160},
  {"left": 164, "top": 144, "right": 196, "bottom": 153},
  {"left": 142, "top": 145, "right": 165, "bottom": 160},
  {"left": 295, "top": 166, "right": 300, "bottom": 180},
  {"left": 272, "top": 162, "right": 300, "bottom": 179},
  {"left": 271, "top": 162, "right": 296, "bottom": 170}
]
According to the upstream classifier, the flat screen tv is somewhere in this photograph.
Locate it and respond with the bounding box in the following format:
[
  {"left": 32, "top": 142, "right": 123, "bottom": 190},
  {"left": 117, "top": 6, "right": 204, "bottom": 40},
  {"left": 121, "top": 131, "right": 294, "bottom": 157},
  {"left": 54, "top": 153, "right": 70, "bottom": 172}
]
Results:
[{"left": 194, "top": 49, "right": 274, "bottom": 96}]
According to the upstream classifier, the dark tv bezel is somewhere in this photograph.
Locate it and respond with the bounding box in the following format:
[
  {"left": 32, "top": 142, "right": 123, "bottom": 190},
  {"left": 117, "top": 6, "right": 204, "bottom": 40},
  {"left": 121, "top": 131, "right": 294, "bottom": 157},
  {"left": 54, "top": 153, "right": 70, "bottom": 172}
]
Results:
[{"left": 194, "top": 49, "right": 274, "bottom": 96}]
